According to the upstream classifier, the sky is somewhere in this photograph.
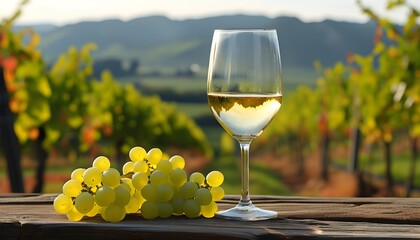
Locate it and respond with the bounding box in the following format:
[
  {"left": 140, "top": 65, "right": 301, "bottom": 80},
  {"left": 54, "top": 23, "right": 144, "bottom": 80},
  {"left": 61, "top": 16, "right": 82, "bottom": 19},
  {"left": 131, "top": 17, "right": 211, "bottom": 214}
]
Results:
[{"left": 1, "top": 0, "right": 419, "bottom": 26}]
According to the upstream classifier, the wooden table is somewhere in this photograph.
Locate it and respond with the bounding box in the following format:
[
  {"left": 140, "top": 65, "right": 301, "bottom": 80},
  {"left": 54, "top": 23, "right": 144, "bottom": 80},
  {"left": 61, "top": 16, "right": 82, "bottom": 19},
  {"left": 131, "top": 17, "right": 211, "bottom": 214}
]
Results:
[{"left": 1, "top": 194, "right": 420, "bottom": 239}]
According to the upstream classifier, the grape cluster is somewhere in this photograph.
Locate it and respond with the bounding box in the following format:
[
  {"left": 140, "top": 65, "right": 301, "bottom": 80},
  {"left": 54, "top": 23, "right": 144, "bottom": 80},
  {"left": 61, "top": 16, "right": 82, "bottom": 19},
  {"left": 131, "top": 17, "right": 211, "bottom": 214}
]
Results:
[{"left": 53, "top": 146, "right": 225, "bottom": 222}]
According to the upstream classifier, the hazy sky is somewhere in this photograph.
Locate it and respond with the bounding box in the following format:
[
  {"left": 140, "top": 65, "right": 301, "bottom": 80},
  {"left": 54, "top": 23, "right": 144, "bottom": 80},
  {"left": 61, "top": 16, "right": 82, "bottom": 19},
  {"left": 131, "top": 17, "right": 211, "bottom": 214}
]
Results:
[{"left": 1, "top": 0, "right": 419, "bottom": 25}]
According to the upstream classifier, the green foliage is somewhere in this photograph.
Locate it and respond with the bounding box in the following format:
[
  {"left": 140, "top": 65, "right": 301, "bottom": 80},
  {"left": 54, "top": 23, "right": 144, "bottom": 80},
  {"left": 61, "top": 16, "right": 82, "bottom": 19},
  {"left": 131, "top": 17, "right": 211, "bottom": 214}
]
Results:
[
  {"left": 0, "top": 0, "right": 50, "bottom": 143},
  {"left": 260, "top": 0, "right": 419, "bottom": 177},
  {"left": 0, "top": 3, "right": 212, "bottom": 161}
]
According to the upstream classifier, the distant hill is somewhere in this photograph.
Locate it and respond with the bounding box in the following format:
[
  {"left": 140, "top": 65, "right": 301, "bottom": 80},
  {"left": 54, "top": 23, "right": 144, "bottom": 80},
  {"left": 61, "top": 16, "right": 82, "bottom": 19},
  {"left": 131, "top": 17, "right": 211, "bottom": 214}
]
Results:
[{"left": 21, "top": 15, "right": 377, "bottom": 71}]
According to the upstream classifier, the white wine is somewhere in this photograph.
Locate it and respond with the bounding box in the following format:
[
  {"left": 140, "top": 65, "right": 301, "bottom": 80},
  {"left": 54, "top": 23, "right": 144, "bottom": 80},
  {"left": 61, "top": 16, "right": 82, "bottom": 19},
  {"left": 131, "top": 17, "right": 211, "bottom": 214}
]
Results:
[{"left": 208, "top": 93, "right": 282, "bottom": 138}]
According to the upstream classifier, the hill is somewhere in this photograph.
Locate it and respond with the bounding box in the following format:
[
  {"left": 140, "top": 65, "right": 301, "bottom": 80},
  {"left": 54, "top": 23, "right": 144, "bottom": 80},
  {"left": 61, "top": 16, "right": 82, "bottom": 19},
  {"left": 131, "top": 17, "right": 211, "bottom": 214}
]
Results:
[{"left": 29, "top": 15, "right": 376, "bottom": 71}]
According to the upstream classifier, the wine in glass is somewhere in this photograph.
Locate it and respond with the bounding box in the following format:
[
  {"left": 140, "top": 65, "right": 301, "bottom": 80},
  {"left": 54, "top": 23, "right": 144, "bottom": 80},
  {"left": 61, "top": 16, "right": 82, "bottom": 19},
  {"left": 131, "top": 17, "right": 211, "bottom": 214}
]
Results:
[{"left": 207, "top": 29, "right": 282, "bottom": 221}]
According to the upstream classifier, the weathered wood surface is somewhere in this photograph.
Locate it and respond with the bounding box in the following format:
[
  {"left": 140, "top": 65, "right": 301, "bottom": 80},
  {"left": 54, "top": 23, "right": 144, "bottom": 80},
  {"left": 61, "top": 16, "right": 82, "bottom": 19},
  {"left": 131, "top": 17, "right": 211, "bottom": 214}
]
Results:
[{"left": 1, "top": 194, "right": 420, "bottom": 239}]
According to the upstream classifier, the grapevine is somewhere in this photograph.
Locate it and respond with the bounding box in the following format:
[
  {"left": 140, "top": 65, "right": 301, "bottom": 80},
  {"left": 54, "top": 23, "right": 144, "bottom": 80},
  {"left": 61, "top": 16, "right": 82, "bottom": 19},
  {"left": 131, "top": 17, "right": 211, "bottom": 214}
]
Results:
[{"left": 53, "top": 146, "right": 225, "bottom": 222}]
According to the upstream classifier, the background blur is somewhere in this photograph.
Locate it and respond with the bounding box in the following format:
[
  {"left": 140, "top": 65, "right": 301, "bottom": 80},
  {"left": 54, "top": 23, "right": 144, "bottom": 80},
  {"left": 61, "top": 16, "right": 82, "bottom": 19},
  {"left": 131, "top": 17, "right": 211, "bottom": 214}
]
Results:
[{"left": 0, "top": 0, "right": 419, "bottom": 197}]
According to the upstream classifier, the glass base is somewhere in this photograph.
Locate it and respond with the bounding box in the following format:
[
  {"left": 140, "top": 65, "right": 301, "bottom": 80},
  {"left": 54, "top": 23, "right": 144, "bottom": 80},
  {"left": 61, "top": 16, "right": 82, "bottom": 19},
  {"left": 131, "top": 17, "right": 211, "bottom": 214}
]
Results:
[{"left": 216, "top": 202, "right": 278, "bottom": 221}]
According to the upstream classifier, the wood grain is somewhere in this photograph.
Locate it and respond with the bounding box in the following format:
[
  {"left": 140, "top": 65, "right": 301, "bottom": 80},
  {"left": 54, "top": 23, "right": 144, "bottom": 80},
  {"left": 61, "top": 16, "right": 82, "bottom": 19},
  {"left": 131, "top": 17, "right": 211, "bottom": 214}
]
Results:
[{"left": 1, "top": 194, "right": 420, "bottom": 239}]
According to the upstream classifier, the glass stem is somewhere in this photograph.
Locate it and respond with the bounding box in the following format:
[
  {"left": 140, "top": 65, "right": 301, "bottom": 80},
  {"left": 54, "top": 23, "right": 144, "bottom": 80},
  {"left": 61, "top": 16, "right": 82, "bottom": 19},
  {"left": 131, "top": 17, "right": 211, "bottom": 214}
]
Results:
[{"left": 238, "top": 140, "right": 252, "bottom": 206}]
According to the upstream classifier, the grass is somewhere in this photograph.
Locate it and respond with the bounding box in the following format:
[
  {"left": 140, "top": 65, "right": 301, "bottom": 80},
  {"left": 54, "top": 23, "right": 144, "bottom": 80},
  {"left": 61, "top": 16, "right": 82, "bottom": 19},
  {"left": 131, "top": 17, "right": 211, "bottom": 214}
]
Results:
[
  {"left": 204, "top": 155, "right": 291, "bottom": 196},
  {"left": 331, "top": 145, "right": 420, "bottom": 187},
  {"left": 175, "top": 103, "right": 210, "bottom": 118}
]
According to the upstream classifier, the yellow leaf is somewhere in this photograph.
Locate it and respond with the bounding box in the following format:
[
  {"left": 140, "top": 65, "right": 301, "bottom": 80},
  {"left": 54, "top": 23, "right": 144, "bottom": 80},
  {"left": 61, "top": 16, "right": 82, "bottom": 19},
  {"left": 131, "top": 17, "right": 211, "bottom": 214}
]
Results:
[
  {"left": 38, "top": 77, "right": 51, "bottom": 97},
  {"left": 13, "top": 122, "right": 28, "bottom": 143}
]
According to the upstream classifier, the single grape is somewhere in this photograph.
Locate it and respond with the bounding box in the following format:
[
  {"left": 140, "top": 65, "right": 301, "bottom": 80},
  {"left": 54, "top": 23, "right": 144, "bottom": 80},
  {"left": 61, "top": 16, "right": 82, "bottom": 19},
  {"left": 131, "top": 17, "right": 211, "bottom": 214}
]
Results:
[
  {"left": 74, "top": 192, "right": 95, "bottom": 214},
  {"left": 125, "top": 196, "right": 141, "bottom": 214},
  {"left": 62, "top": 179, "right": 82, "bottom": 197},
  {"left": 150, "top": 170, "right": 167, "bottom": 186},
  {"left": 104, "top": 204, "right": 126, "bottom": 222},
  {"left": 157, "top": 202, "right": 173, "bottom": 218},
  {"left": 169, "top": 155, "right": 185, "bottom": 169},
  {"left": 129, "top": 146, "right": 147, "bottom": 162},
  {"left": 121, "top": 179, "right": 135, "bottom": 196},
  {"left": 210, "top": 186, "right": 225, "bottom": 201},
  {"left": 132, "top": 172, "right": 149, "bottom": 191},
  {"left": 195, "top": 188, "right": 212, "bottom": 206},
  {"left": 92, "top": 156, "right": 111, "bottom": 172},
  {"left": 122, "top": 161, "right": 134, "bottom": 175},
  {"left": 171, "top": 195, "right": 185, "bottom": 215},
  {"left": 147, "top": 148, "right": 162, "bottom": 166},
  {"left": 183, "top": 199, "right": 201, "bottom": 218},
  {"left": 190, "top": 172, "right": 205, "bottom": 186},
  {"left": 141, "top": 201, "right": 159, "bottom": 219},
  {"left": 86, "top": 203, "right": 100, "bottom": 217},
  {"left": 156, "top": 183, "right": 174, "bottom": 202},
  {"left": 133, "top": 161, "right": 149, "bottom": 173},
  {"left": 95, "top": 185, "right": 115, "bottom": 207},
  {"left": 201, "top": 201, "right": 218, "bottom": 218},
  {"left": 83, "top": 167, "right": 102, "bottom": 187},
  {"left": 66, "top": 206, "right": 84, "bottom": 221},
  {"left": 70, "top": 168, "right": 85, "bottom": 183},
  {"left": 156, "top": 160, "right": 172, "bottom": 174},
  {"left": 114, "top": 185, "right": 131, "bottom": 206},
  {"left": 180, "top": 181, "right": 198, "bottom": 199},
  {"left": 141, "top": 183, "right": 157, "bottom": 201},
  {"left": 53, "top": 194, "right": 73, "bottom": 214},
  {"left": 170, "top": 168, "right": 187, "bottom": 187},
  {"left": 132, "top": 190, "right": 146, "bottom": 208},
  {"left": 206, "top": 171, "right": 224, "bottom": 187},
  {"left": 102, "top": 168, "right": 120, "bottom": 188}
]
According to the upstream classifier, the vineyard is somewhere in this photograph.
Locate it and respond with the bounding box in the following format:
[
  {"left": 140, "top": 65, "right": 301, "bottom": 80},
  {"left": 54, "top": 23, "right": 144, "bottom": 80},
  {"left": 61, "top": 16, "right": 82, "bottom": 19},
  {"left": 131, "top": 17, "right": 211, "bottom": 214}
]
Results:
[
  {"left": 257, "top": 0, "right": 420, "bottom": 197},
  {"left": 0, "top": 0, "right": 419, "bottom": 197},
  {"left": 0, "top": 1, "right": 211, "bottom": 193}
]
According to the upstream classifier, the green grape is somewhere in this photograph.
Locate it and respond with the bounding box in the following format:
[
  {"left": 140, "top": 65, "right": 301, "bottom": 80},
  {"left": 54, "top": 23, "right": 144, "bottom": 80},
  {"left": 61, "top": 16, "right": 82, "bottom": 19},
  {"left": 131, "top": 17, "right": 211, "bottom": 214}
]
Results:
[
  {"left": 71, "top": 168, "right": 85, "bottom": 183},
  {"left": 156, "top": 160, "right": 173, "bottom": 174},
  {"left": 133, "top": 161, "right": 149, "bottom": 173},
  {"left": 206, "top": 171, "right": 224, "bottom": 187},
  {"left": 180, "top": 182, "right": 198, "bottom": 199},
  {"left": 132, "top": 190, "right": 146, "bottom": 208},
  {"left": 141, "top": 201, "right": 159, "bottom": 220},
  {"left": 190, "top": 172, "right": 205, "bottom": 186},
  {"left": 62, "top": 179, "right": 82, "bottom": 197},
  {"left": 102, "top": 168, "right": 121, "bottom": 188},
  {"left": 158, "top": 202, "right": 173, "bottom": 218},
  {"left": 170, "top": 168, "right": 187, "bottom": 187},
  {"left": 132, "top": 172, "right": 149, "bottom": 191},
  {"left": 129, "top": 146, "right": 147, "bottom": 162},
  {"left": 95, "top": 185, "right": 115, "bottom": 207},
  {"left": 210, "top": 186, "right": 225, "bottom": 201},
  {"left": 75, "top": 192, "right": 95, "bottom": 214},
  {"left": 92, "top": 156, "right": 111, "bottom": 172},
  {"left": 171, "top": 195, "right": 185, "bottom": 215},
  {"left": 125, "top": 196, "right": 141, "bottom": 214},
  {"left": 66, "top": 206, "right": 84, "bottom": 221},
  {"left": 150, "top": 170, "right": 167, "bottom": 186},
  {"left": 104, "top": 204, "right": 126, "bottom": 222},
  {"left": 100, "top": 206, "right": 109, "bottom": 221},
  {"left": 183, "top": 199, "right": 201, "bottom": 218},
  {"left": 201, "top": 201, "right": 217, "bottom": 218},
  {"left": 86, "top": 203, "right": 100, "bottom": 217},
  {"left": 156, "top": 183, "right": 174, "bottom": 202},
  {"left": 122, "top": 161, "right": 134, "bottom": 175},
  {"left": 114, "top": 185, "right": 131, "bottom": 206},
  {"left": 83, "top": 167, "right": 102, "bottom": 187},
  {"left": 121, "top": 179, "right": 135, "bottom": 196},
  {"left": 141, "top": 183, "right": 157, "bottom": 201},
  {"left": 147, "top": 148, "right": 162, "bottom": 166},
  {"left": 53, "top": 194, "right": 73, "bottom": 214},
  {"left": 169, "top": 155, "right": 185, "bottom": 169},
  {"left": 195, "top": 188, "right": 212, "bottom": 206}
]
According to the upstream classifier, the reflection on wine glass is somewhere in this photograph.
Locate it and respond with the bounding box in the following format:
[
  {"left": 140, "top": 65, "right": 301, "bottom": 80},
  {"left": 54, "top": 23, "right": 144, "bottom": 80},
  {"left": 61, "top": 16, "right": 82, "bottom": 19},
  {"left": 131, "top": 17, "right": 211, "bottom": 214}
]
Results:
[{"left": 207, "top": 29, "right": 282, "bottom": 221}]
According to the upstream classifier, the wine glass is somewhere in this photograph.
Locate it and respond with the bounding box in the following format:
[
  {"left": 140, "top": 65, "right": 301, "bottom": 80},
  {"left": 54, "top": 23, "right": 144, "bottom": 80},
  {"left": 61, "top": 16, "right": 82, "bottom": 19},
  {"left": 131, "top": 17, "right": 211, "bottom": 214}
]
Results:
[{"left": 207, "top": 29, "right": 282, "bottom": 221}]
